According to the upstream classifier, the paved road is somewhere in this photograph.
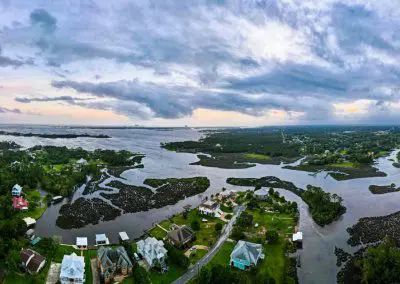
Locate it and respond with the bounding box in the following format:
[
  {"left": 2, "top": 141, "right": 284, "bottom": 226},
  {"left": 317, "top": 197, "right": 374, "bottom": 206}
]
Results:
[{"left": 173, "top": 205, "right": 246, "bottom": 284}]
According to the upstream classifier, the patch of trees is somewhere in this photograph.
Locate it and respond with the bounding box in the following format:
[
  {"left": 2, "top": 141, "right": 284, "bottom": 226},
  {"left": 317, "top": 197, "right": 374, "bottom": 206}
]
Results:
[
  {"left": 165, "top": 243, "right": 190, "bottom": 269},
  {"left": 302, "top": 185, "right": 346, "bottom": 226},
  {"left": 195, "top": 264, "right": 248, "bottom": 284}
]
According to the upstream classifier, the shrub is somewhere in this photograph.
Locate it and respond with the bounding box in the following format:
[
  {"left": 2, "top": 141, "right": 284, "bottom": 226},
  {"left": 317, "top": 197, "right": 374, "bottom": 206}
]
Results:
[
  {"left": 191, "top": 220, "right": 200, "bottom": 231},
  {"left": 215, "top": 223, "right": 223, "bottom": 232}
]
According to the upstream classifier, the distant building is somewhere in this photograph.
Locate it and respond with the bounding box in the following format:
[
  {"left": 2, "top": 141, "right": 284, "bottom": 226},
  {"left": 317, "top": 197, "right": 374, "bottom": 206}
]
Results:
[
  {"left": 137, "top": 237, "right": 168, "bottom": 268},
  {"left": 20, "top": 249, "right": 46, "bottom": 274},
  {"left": 76, "top": 237, "right": 88, "bottom": 250},
  {"left": 60, "top": 253, "right": 85, "bottom": 284},
  {"left": 95, "top": 234, "right": 109, "bottom": 246},
  {"left": 199, "top": 200, "right": 221, "bottom": 217},
  {"left": 97, "top": 246, "right": 133, "bottom": 283},
  {"left": 11, "top": 184, "right": 22, "bottom": 197},
  {"left": 230, "top": 241, "right": 264, "bottom": 270},
  {"left": 12, "top": 196, "right": 29, "bottom": 210},
  {"left": 254, "top": 188, "right": 269, "bottom": 200},
  {"left": 292, "top": 232, "right": 303, "bottom": 243},
  {"left": 167, "top": 224, "right": 195, "bottom": 248}
]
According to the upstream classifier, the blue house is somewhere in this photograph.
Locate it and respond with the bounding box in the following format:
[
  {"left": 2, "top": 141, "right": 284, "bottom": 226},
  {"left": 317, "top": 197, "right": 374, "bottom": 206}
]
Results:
[
  {"left": 12, "top": 184, "right": 22, "bottom": 197},
  {"left": 230, "top": 241, "right": 264, "bottom": 270}
]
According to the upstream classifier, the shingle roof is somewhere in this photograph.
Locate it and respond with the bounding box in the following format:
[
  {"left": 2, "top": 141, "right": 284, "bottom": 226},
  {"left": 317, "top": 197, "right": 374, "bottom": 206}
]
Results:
[
  {"left": 60, "top": 253, "right": 85, "bottom": 280},
  {"left": 28, "top": 254, "right": 46, "bottom": 273},
  {"left": 20, "top": 249, "right": 34, "bottom": 263},
  {"left": 97, "top": 246, "right": 133, "bottom": 272},
  {"left": 254, "top": 188, "right": 269, "bottom": 196},
  {"left": 167, "top": 225, "right": 194, "bottom": 243},
  {"left": 230, "top": 241, "right": 262, "bottom": 265}
]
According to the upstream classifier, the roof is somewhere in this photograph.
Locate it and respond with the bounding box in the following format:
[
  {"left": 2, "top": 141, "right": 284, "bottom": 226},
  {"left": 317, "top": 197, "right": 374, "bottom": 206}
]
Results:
[
  {"left": 21, "top": 249, "right": 45, "bottom": 273},
  {"left": 12, "top": 196, "right": 29, "bottom": 209},
  {"left": 292, "top": 232, "right": 303, "bottom": 242},
  {"left": 60, "top": 253, "right": 85, "bottom": 280},
  {"left": 76, "top": 237, "right": 88, "bottom": 246},
  {"left": 137, "top": 237, "right": 167, "bottom": 263},
  {"left": 97, "top": 246, "right": 133, "bottom": 271},
  {"left": 28, "top": 254, "right": 46, "bottom": 272},
  {"left": 30, "top": 237, "right": 41, "bottom": 246},
  {"left": 200, "top": 200, "right": 218, "bottom": 209},
  {"left": 12, "top": 184, "right": 22, "bottom": 191},
  {"left": 167, "top": 225, "right": 194, "bottom": 244},
  {"left": 76, "top": 158, "right": 88, "bottom": 165},
  {"left": 52, "top": 196, "right": 63, "bottom": 201},
  {"left": 119, "top": 232, "right": 129, "bottom": 241},
  {"left": 96, "top": 234, "right": 107, "bottom": 242},
  {"left": 230, "top": 241, "right": 263, "bottom": 265},
  {"left": 254, "top": 188, "right": 269, "bottom": 196},
  {"left": 23, "top": 217, "right": 36, "bottom": 226},
  {"left": 20, "top": 249, "right": 34, "bottom": 263}
]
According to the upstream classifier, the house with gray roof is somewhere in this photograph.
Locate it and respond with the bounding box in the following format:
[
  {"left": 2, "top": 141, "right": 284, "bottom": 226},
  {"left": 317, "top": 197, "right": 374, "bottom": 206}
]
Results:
[
  {"left": 167, "top": 224, "right": 195, "bottom": 248},
  {"left": 12, "top": 184, "right": 22, "bottom": 197},
  {"left": 60, "top": 252, "right": 85, "bottom": 284},
  {"left": 137, "top": 237, "right": 167, "bottom": 268},
  {"left": 230, "top": 241, "right": 264, "bottom": 270},
  {"left": 97, "top": 246, "right": 133, "bottom": 283},
  {"left": 254, "top": 188, "right": 269, "bottom": 200}
]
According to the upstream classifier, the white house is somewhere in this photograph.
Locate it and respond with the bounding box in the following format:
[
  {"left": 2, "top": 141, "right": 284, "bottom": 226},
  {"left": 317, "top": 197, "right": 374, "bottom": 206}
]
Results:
[
  {"left": 137, "top": 237, "right": 167, "bottom": 267},
  {"left": 60, "top": 253, "right": 85, "bottom": 284},
  {"left": 198, "top": 200, "right": 222, "bottom": 218},
  {"left": 23, "top": 217, "right": 36, "bottom": 227},
  {"left": 12, "top": 184, "right": 22, "bottom": 196},
  {"left": 76, "top": 237, "right": 88, "bottom": 250}
]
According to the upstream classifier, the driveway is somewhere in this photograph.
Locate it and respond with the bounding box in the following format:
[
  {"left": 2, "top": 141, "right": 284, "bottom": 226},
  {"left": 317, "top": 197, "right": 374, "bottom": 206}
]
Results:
[
  {"left": 91, "top": 258, "right": 100, "bottom": 284},
  {"left": 46, "top": 262, "right": 61, "bottom": 284},
  {"left": 173, "top": 205, "right": 245, "bottom": 284}
]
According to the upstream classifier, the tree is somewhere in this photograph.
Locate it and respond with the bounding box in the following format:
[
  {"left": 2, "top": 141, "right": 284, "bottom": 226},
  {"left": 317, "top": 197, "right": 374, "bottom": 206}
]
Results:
[
  {"left": 215, "top": 223, "right": 223, "bottom": 232},
  {"left": 191, "top": 220, "right": 200, "bottom": 231},
  {"left": 7, "top": 249, "right": 20, "bottom": 272},
  {"left": 165, "top": 243, "right": 190, "bottom": 269},
  {"left": 359, "top": 238, "right": 400, "bottom": 283},
  {"left": 265, "top": 229, "right": 279, "bottom": 244},
  {"left": 133, "top": 264, "right": 151, "bottom": 284}
]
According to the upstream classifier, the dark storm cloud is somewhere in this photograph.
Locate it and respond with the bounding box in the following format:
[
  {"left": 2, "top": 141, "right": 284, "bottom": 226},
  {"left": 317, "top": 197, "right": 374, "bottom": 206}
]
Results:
[
  {"left": 0, "top": 107, "right": 22, "bottom": 114},
  {"left": 30, "top": 8, "right": 57, "bottom": 32},
  {"left": 15, "top": 95, "right": 89, "bottom": 103}
]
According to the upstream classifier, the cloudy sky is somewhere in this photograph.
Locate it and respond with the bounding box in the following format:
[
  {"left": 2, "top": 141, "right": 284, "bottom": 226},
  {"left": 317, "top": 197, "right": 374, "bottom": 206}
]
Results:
[{"left": 1, "top": 0, "right": 400, "bottom": 126}]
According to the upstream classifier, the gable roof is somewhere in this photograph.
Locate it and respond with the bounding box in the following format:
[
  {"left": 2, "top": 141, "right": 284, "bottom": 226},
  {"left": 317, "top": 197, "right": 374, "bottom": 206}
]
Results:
[
  {"left": 137, "top": 237, "right": 167, "bottom": 262},
  {"left": 97, "top": 246, "right": 133, "bottom": 271},
  {"left": 254, "top": 188, "right": 269, "bottom": 196},
  {"left": 60, "top": 253, "right": 85, "bottom": 280},
  {"left": 230, "top": 241, "right": 262, "bottom": 265},
  {"left": 20, "top": 249, "right": 45, "bottom": 273},
  {"left": 20, "top": 249, "right": 34, "bottom": 263},
  {"left": 167, "top": 225, "right": 194, "bottom": 244}
]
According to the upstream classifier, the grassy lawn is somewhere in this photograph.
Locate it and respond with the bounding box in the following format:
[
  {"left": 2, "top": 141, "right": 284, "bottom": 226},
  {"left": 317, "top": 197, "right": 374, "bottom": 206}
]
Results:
[
  {"left": 53, "top": 245, "right": 80, "bottom": 263},
  {"left": 207, "top": 241, "right": 236, "bottom": 268},
  {"left": 243, "top": 153, "right": 271, "bottom": 160},
  {"left": 171, "top": 209, "right": 224, "bottom": 247},
  {"left": 330, "top": 161, "right": 355, "bottom": 168},
  {"left": 149, "top": 265, "right": 185, "bottom": 284},
  {"left": 148, "top": 225, "right": 168, "bottom": 240},
  {"left": 188, "top": 249, "right": 208, "bottom": 264}
]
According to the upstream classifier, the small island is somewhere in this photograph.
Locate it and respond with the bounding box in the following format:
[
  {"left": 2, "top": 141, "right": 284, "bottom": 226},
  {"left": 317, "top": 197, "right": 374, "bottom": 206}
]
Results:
[
  {"left": 227, "top": 176, "right": 346, "bottom": 226},
  {"left": 369, "top": 184, "right": 400, "bottom": 194}
]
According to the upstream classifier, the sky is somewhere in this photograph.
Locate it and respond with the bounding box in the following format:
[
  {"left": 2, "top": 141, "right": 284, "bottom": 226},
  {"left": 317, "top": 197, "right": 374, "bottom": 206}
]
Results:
[{"left": 1, "top": 0, "right": 400, "bottom": 126}]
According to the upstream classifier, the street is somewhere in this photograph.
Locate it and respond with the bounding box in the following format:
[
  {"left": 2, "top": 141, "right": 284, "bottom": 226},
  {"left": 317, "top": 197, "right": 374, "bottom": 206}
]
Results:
[{"left": 172, "top": 205, "right": 246, "bottom": 284}]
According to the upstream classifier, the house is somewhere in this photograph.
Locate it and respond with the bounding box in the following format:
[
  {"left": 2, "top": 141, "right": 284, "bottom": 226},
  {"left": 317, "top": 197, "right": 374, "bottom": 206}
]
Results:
[
  {"left": 137, "top": 237, "right": 168, "bottom": 268},
  {"left": 12, "top": 184, "right": 22, "bottom": 196},
  {"left": 97, "top": 246, "right": 133, "bottom": 283},
  {"left": 20, "top": 249, "right": 46, "bottom": 274},
  {"left": 25, "top": 229, "right": 35, "bottom": 240},
  {"left": 167, "top": 224, "right": 195, "bottom": 248},
  {"left": 254, "top": 188, "right": 269, "bottom": 200},
  {"left": 23, "top": 217, "right": 36, "bottom": 227},
  {"left": 76, "top": 237, "right": 88, "bottom": 250},
  {"left": 118, "top": 231, "right": 129, "bottom": 243},
  {"left": 76, "top": 158, "right": 88, "bottom": 166},
  {"left": 60, "top": 253, "right": 85, "bottom": 284},
  {"left": 12, "top": 196, "right": 29, "bottom": 210},
  {"left": 96, "top": 234, "right": 110, "bottom": 246},
  {"left": 230, "top": 241, "right": 264, "bottom": 270},
  {"left": 199, "top": 200, "right": 222, "bottom": 217}
]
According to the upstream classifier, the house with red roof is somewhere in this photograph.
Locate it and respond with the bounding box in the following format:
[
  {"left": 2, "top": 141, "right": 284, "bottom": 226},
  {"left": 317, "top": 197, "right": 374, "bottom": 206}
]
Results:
[{"left": 12, "top": 196, "right": 29, "bottom": 210}]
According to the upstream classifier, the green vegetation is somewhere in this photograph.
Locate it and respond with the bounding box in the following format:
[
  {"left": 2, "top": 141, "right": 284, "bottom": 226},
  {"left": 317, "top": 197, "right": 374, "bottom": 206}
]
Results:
[
  {"left": 369, "top": 184, "right": 400, "bottom": 194},
  {"left": 0, "top": 130, "right": 110, "bottom": 139},
  {"left": 163, "top": 126, "right": 400, "bottom": 177},
  {"left": 227, "top": 176, "right": 345, "bottom": 226},
  {"left": 198, "top": 190, "right": 298, "bottom": 284},
  {"left": 338, "top": 238, "right": 400, "bottom": 284},
  {"left": 302, "top": 185, "right": 346, "bottom": 226}
]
